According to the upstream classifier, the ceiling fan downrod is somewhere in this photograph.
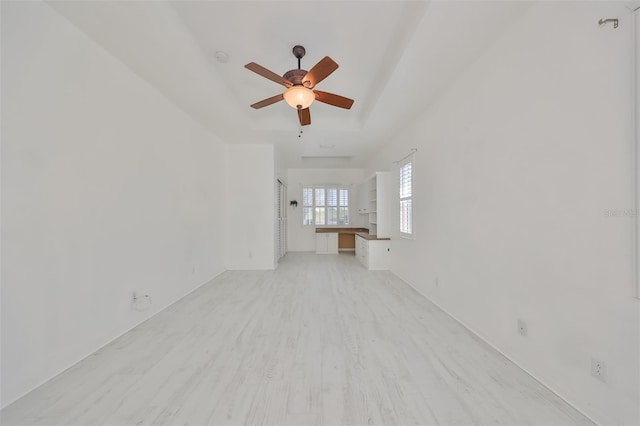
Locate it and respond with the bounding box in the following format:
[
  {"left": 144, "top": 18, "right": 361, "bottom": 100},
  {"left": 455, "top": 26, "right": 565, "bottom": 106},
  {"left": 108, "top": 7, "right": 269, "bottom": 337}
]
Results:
[{"left": 292, "top": 45, "right": 305, "bottom": 70}]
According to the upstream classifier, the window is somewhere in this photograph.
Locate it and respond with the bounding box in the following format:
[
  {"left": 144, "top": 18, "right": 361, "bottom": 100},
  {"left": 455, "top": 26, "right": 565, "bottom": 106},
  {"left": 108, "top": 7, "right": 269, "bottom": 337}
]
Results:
[
  {"left": 399, "top": 158, "right": 413, "bottom": 237},
  {"left": 302, "top": 186, "right": 350, "bottom": 226}
]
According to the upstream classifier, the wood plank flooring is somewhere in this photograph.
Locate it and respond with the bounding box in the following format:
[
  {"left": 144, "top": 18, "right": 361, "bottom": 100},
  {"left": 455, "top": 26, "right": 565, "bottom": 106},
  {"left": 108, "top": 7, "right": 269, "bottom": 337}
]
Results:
[{"left": 1, "top": 253, "right": 593, "bottom": 425}]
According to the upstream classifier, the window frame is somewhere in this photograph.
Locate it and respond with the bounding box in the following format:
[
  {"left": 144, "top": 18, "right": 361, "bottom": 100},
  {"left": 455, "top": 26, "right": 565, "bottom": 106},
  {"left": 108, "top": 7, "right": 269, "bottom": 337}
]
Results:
[
  {"left": 399, "top": 156, "right": 414, "bottom": 239},
  {"left": 302, "top": 185, "right": 350, "bottom": 227}
]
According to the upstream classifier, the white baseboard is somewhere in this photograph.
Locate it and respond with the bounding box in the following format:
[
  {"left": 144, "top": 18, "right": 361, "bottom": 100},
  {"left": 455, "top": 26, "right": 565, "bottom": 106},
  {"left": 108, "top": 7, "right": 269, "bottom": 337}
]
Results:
[
  {"left": 390, "top": 270, "right": 599, "bottom": 426},
  {"left": 0, "top": 269, "right": 226, "bottom": 410}
]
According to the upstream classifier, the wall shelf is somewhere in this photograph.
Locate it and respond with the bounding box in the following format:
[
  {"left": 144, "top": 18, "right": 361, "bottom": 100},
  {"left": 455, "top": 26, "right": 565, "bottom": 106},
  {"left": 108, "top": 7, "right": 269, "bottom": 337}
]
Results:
[{"left": 364, "top": 172, "right": 390, "bottom": 238}]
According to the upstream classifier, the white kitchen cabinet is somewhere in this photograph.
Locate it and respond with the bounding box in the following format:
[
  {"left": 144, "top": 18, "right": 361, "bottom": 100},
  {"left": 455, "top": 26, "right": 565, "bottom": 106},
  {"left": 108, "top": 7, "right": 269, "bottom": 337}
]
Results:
[
  {"left": 368, "top": 240, "right": 390, "bottom": 270},
  {"left": 355, "top": 234, "right": 390, "bottom": 270},
  {"left": 355, "top": 234, "right": 368, "bottom": 267},
  {"left": 316, "top": 233, "right": 338, "bottom": 254}
]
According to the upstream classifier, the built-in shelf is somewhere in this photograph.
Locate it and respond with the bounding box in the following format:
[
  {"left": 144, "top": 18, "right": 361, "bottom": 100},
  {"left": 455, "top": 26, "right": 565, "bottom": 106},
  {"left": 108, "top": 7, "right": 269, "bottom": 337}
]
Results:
[{"left": 362, "top": 172, "right": 390, "bottom": 239}]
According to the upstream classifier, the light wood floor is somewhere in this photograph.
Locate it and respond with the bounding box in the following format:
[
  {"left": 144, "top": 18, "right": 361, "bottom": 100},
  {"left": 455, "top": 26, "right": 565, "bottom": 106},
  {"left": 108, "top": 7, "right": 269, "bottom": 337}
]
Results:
[{"left": 2, "top": 253, "right": 592, "bottom": 426}]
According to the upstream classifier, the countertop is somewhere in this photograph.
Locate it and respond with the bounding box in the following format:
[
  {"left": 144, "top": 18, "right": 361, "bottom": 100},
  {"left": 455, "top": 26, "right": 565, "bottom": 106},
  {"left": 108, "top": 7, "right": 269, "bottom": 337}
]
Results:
[{"left": 315, "top": 227, "right": 390, "bottom": 241}]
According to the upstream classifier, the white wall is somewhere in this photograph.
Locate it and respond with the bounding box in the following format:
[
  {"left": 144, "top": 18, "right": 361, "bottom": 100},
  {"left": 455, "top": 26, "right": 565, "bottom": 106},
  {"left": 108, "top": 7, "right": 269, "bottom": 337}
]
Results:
[
  {"left": 367, "top": 2, "right": 639, "bottom": 424},
  {"left": 287, "top": 168, "right": 367, "bottom": 252},
  {"left": 274, "top": 146, "right": 287, "bottom": 186},
  {"left": 634, "top": 5, "right": 640, "bottom": 300},
  {"left": 274, "top": 146, "right": 287, "bottom": 265},
  {"left": 1, "top": 1, "right": 226, "bottom": 408},
  {"left": 224, "top": 144, "right": 275, "bottom": 269}
]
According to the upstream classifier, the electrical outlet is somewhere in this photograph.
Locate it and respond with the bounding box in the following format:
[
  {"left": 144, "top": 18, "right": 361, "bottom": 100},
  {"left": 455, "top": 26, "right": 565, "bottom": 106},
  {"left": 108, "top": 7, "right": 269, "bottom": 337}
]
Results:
[
  {"left": 517, "top": 319, "right": 527, "bottom": 336},
  {"left": 591, "top": 358, "right": 606, "bottom": 382}
]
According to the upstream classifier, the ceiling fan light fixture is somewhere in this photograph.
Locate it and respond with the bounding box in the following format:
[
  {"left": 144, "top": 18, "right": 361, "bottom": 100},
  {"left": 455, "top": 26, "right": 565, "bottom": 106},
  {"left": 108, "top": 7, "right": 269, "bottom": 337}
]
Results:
[{"left": 283, "top": 85, "right": 315, "bottom": 110}]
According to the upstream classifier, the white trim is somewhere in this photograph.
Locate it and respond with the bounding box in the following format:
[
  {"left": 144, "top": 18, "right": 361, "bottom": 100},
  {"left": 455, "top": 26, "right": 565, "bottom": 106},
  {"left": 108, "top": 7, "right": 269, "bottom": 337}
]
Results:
[
  {"left": 390, "top": 269, "right": 598, "bottom": 426},
  {"left": 0, "top": 269, "right": 226, "bottom": 410},
  {"left": 399, "top": 153, "right": 415, "bottom": 239}
]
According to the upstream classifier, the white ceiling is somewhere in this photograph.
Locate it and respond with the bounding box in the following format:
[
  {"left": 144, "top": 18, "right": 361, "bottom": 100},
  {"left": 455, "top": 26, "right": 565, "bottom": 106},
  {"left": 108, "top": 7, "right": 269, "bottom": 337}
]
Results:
[{"left": 47, "top": 0, "right": 532, "bottom": 168}]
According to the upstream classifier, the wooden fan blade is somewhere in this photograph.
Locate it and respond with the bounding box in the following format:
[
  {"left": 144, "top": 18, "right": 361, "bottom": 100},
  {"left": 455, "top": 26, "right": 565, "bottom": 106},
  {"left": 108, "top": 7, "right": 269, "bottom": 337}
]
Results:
[
  {"left": 250, "top": 94, "right": 284, "bottom": 109},
  {"left": 303, "top": 56, "right": 338, "bottom": 88},
  {"left": 298, "top": 108, "right": 311, "bottom": 126},
  {"left": 245, "top": 62, "right": 291, "bottom": 87},
  {"left": 313, "top": 90, "right": 354, "bottom": 109}
]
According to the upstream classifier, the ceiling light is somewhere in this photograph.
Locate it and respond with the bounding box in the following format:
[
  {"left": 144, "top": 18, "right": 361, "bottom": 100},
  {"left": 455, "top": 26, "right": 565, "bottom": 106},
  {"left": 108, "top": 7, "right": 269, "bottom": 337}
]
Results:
[{"left": 283, "top": 86, "right": 315, "bottom": 110}]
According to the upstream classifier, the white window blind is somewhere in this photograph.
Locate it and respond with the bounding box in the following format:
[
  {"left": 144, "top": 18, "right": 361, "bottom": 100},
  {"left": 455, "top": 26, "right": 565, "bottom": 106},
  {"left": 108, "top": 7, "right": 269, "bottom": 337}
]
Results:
[
  {"left": 302, "top": 188, "right": 314, "bottom": 226},
  {"left": 339, "top": 189, "right": 349, "bottom": 225},
  {"left": 314, "top": 188, "right": 326, "bottom": 225},
  {"left": 327, "top": 188, "right": 338, "bottom": 225},
  {"left": 302, "top": 186, "right": 350, "bottom": 226},
  {"left": 399, "top": 158, "right": 413, "bottom": 237}
]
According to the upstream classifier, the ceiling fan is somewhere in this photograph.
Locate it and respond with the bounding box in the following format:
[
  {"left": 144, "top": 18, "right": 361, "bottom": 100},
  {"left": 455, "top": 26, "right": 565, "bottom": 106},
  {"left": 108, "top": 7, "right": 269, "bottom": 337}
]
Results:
[{"left": 245, "top": 45, "right": 354, "bottom": 126}]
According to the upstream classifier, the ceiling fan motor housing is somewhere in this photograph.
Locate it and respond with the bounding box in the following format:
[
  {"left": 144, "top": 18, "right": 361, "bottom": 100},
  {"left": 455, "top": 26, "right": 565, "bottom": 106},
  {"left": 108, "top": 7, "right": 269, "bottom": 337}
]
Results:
[{"left": 283, "top": 69, "right": 310, "bottom": 87}]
